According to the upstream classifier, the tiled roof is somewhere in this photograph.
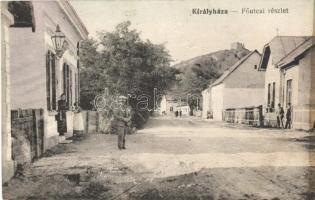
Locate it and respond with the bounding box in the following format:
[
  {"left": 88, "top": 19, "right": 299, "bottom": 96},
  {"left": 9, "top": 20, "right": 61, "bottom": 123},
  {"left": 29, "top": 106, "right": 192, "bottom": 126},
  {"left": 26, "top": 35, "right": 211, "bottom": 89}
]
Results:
[
  {"left": 277, "top": 36, "right": 315, "bottom": 68},
  {"left": 259, "top": 36, "right": 311, "bottom": 70}
]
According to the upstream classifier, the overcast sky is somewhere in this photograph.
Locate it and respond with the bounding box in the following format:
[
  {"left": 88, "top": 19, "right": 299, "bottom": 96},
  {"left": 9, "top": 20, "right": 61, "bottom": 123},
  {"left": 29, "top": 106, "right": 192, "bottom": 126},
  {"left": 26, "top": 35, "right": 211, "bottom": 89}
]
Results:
[{"left": 70, "top": 0, "right": 314, "bottom": 64}]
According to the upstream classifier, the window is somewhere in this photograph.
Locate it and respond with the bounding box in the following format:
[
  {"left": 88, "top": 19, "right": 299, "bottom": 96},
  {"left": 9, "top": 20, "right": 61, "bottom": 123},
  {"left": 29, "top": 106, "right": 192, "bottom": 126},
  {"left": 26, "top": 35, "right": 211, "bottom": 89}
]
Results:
[
  {"left": 63, "top": 63, "right": 72, "bottom": 109},
  {"left": 254, "top": 65, "right": 257, "bottom": 69},
  {"left": 267, "top": 83, "right": 271, "bottom": 106},
  {"left": 46, "top": 51, "right": 57, "bottom": 111},
  {"left": 272, "top": 82, "right": 276, "bottom": 108},
  {"left": 286, "top": 79, "right": 292, "bottom": 106}
]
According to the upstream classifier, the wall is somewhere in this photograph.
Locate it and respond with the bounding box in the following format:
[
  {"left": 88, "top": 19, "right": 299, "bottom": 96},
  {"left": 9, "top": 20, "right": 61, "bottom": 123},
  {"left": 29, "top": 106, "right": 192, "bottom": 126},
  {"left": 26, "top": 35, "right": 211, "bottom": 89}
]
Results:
[
  {"left": 224, "top": 88, "right": 265, "bottom": 109},
  {"left": 223, "top": 52, "right": 265, "bottom": 109},
  {"left": 202, "top": 89, "right": 211, "bottom": 119},
  {"left": 1, "top": 3, "right": 14, "bottom": 183},
  {"left": 263, "top": 54, "right": 282, "bottom": 114},
  {"left": 10, "top": 12, "right": 46, "bottom": 110},
  {"left": 211, "top": 83, "right": 224, "bottom": 120},
  {"left": 160, "top": 96, "right": 167, "bottom": 115},
  {"left": 224, "top": 52, "right": 264, "bottom": 89},
  {"left": 290, "top": 49, "right": 315, "bottom": 130}
]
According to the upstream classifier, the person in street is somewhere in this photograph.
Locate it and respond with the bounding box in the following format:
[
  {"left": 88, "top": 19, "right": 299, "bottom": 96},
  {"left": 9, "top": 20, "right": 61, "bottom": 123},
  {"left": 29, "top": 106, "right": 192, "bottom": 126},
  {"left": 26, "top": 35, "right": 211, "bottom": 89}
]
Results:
[
  {"left": 175, "top": 110, "right": 178, "bottom": 117},
  {"left": 56, "top": 93, "right": 68, "bottom": 136},
  {"left": 285, "top": 103, "right": 292, "bottom": 129},
  {"left": 112, "top": 96, "right": 131, "bottom": 150},
  {"left": 73, "top": 102, "right": 84, "bottom": 137},
  {"left": 276, "top": 103, "right": 284, "bottom": 129}
]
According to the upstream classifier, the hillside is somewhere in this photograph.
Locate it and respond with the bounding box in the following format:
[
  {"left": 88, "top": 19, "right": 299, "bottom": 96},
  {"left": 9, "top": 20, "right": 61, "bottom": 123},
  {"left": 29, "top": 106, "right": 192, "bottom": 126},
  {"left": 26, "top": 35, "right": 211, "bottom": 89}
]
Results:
[
  {"left": 169, "top": 43, "right": 251, "bottom": 110},
  {"left": 173, "top": 43, "right": 250, "bottom": 74}
]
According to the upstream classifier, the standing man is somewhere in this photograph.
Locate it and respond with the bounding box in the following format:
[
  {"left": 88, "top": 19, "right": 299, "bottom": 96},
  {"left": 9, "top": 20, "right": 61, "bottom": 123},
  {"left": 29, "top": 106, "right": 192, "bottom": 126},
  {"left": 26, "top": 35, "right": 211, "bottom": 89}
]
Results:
[
  {"left": 285, "top": 103, "right": 292, "bottom": 129},
  {"left": 113, "top": 96, "right": 131, "bottom": 150},
  {"left": 56, "top": 93, "right": 68, "bottom": 136},
  {"left": 276, "top": 103, "right": 284, "bottom": 129}
]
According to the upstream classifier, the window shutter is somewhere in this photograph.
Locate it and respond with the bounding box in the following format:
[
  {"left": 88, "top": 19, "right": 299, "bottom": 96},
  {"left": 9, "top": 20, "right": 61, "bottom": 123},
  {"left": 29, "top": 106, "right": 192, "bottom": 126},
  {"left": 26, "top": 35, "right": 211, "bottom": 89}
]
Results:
[
  {"left": 52, "top": 54, "right": 56, "bottom": 110},
  {"left": 46, "top": 51, "right": 51, "bottom": 110}
]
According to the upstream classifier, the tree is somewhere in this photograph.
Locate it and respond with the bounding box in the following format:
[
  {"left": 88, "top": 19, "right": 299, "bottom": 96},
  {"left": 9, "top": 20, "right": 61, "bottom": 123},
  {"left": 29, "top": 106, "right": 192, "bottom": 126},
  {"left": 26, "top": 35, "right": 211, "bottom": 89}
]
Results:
[
  {"left": 80, "top": 21, "right": 176, "bottom": 128},
  {"left": 177, "top": 63, "right": 221, "bottom": 114}
]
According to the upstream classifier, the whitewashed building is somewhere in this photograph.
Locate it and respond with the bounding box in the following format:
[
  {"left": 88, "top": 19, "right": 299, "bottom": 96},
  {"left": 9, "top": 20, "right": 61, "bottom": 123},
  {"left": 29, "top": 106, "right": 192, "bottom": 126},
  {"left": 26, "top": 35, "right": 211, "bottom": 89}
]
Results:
[
  {"left": 204, "top": 50, "right": 264, "bottom": 120},
  {"left": 259, "top": 36, "right": 315, "bottom": 130},
  {"left": 9, "top": 1, "right": 88, "bottom": 150}
]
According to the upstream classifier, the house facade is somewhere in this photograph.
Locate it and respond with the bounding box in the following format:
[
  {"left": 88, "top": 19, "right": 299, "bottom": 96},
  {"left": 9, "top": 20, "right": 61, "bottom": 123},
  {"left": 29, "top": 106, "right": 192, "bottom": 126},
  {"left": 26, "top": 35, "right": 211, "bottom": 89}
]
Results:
[
  {"left": 260, "top": 36, "right": 315, "bottom": 130},
  {"left": 9, "top": 1, "right": 88, "bottom": 150},
  {"left": 259, "top": 36, "right": 313, "bottom": 129},
  {"left": 205, "top": 50, "right": 264, "bottom": 120}
]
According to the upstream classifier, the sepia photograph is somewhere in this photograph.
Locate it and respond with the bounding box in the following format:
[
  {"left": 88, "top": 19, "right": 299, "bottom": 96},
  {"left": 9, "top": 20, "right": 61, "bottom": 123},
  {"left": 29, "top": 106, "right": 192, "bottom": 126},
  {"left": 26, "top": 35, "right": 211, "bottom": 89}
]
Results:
[{"left": 1, "top": 0, "right": 315, "bottom": 199}]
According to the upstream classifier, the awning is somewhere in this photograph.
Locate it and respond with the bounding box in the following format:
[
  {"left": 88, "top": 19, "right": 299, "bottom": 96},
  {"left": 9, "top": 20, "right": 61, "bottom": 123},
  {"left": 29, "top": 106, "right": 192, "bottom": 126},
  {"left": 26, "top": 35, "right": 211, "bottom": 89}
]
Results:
[{"left": 8, "top": 1, "right": 35, "bottom": 32}]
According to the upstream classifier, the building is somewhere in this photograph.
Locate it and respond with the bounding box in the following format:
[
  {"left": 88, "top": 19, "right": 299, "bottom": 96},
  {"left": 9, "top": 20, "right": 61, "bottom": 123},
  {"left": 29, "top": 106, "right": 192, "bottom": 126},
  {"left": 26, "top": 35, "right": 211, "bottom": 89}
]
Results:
[
  {"left": 2, "top": 1, "right": 15, "bottom": 184},
  {"left": 201, "top": 88, "right": 211, "bottom": 119},
  {"left": 204, "top": 50, "right": 264, "bottom": 120},
  {"left": 259, "top": 36, "right": 315, "bottom": 130},
  {"left": 9, "top": 1, "right": 88, "bottom": 152},
  {"left": 160, "top": 95, "right": 180, "bottom": 116}
]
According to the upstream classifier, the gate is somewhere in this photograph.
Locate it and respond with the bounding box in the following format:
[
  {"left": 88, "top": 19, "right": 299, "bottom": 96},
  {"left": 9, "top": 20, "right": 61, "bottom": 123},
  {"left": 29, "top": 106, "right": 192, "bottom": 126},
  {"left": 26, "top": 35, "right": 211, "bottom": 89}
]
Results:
[{"left": 11, "top": 109, "right": 44, "bottom": 162}]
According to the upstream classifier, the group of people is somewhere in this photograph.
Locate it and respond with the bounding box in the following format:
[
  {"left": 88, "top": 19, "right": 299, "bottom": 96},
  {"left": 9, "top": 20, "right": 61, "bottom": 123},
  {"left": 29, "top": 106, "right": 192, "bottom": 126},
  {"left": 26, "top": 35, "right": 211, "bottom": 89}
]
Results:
[
  {"left": 56, "top": 94, "right": 133, "bottom": 150},
  {"left": 56, "top": 93, "right": 85, "bottom": 137},
  {"left": 276, "top": 103, "right": 292, "bottom": 129},
  {"left": 175, "top": 110, "right": 182, "bottom": 117}
]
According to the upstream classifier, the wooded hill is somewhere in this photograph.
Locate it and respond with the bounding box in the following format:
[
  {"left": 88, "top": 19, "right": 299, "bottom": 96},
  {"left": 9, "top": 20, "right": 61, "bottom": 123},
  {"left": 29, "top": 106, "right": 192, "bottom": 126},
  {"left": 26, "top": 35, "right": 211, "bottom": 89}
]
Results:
[{"left": 170, "top": 43, "right": 251, "bottom": 111}]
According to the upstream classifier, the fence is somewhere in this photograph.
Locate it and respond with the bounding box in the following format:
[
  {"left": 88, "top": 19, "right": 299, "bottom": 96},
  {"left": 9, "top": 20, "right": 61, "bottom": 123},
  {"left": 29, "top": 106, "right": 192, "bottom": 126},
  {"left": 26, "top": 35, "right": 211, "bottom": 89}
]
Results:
[
  {"left": 11, "top": 109, "right": 44, "bottom": 163},
  {"left": 223, "top": 105, "right": 263, "bottom": 127},
  {"left": 82, "top": 111, "right": 108, "bottom": 134}
]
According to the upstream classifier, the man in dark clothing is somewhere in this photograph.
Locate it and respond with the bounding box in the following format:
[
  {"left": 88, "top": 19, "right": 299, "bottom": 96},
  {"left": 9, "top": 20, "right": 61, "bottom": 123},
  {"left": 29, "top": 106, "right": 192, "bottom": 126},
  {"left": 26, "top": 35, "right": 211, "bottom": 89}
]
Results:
[
  {"left": 276, "top": 103, "right": 284, "bottom": 129},
  {"left": 56, "top": 93, "right": 68, "bottom": 136},
  {"left": 113, "top": 96, "right": 131, "bottom": 150},
  {"left": 285, "top": 103, "right": 292, "bottom": 129}
]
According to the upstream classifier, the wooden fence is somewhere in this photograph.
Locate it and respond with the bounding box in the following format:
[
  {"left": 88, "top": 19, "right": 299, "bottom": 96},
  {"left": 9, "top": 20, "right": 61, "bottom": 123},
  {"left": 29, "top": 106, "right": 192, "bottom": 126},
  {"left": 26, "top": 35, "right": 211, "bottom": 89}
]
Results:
[
  {"left": 11, "top": 109, "right": 44, "bottom": 163},
  {"left": 82, "top": 111, "right": 107, "bottom": 134},
  {"left": 223, "top": 105, "right": 263, "bottom": 127}
]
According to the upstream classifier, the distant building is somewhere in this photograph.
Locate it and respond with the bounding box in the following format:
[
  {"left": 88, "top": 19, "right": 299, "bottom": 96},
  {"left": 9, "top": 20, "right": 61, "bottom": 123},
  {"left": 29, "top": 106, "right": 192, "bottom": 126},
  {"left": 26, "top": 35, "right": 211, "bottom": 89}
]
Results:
[
  {"left": 259, "top": 36, "right": 315, "bottom": 130},
  {"left": 160, "top": 95, "right": 190, "bottom": 116},
  {"left": 203, "top": 50, "right": 264, "bottom": 120},
  {"left": 160, "top": 95, "right": 178, "bottom": 115}
]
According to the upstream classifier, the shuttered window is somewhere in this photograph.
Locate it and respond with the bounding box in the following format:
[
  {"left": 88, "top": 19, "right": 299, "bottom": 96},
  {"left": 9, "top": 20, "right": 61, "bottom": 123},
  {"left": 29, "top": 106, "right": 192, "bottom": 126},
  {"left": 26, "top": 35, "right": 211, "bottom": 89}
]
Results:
[
  {"left": 272, "top": 82, "right": 276, "bottom": 108},
  {"left": 286, "top": 79, "right": 292, "bottom": 106},
  {"left": 63, "top": 63, "right": 74, "bottom": 109},
  {"left": 46, "top": 51, "right": 57, "bottom": 111}
]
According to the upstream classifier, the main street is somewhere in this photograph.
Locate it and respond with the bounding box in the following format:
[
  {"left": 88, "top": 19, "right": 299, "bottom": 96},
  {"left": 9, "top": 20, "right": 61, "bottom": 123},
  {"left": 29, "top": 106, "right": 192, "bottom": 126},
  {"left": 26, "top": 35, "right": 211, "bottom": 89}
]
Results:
[{"left": 3, "top": 117, "right": 315, "bottom": 200}]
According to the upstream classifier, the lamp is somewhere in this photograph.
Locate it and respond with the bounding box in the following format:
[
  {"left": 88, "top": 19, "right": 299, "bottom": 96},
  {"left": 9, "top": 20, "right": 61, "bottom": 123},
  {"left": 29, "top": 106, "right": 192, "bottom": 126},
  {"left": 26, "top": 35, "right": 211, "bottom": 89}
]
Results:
[{"left": 51, "top": 25, "right": 67, "bottom": 58}]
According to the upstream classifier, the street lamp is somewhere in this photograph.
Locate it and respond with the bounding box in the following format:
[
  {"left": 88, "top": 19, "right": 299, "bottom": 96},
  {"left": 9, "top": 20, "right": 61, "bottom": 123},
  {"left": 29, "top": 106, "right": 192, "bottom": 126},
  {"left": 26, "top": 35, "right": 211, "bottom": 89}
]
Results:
[{"left": 51, "top": 25, "right": 67, "bottom": 58}]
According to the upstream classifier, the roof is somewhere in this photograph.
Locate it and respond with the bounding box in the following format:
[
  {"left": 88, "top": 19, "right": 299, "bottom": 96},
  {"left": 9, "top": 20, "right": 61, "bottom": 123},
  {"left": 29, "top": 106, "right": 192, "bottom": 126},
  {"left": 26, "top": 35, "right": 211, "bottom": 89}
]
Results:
[
  {"left": 209, "top": 50, "right": 261, "bottom": 87},
  {"left": 277, "top": 36, "right": 315, "bottom": 68},
  {"left": 8, "top": 1, "right": 36, "bottom": 32},
  {"left": 59, "top": 0, "right": 89, "bottom": 39},
  {"left": 259, "top": 36, "right": 311, "bottom": 70}
]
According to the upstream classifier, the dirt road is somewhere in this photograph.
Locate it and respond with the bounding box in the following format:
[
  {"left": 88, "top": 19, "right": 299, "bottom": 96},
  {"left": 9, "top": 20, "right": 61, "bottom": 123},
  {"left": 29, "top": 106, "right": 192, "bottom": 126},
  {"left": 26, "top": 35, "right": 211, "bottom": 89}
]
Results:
[{"left": 3, "top": 117, "right": 315, "bottom": 199}]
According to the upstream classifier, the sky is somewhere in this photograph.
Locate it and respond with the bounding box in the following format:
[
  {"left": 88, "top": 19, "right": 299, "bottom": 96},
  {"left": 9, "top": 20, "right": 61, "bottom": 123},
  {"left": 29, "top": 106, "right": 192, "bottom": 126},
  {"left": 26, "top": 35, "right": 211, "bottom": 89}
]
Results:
[{"left": 70, "top": 0, "right": 314, "bottom": 64}]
